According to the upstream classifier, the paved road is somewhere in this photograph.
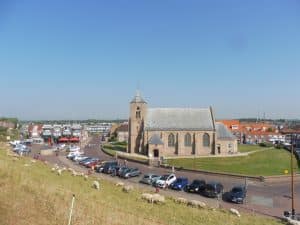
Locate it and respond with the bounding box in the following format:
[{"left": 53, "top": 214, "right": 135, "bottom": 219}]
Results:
[
  {"left": 85, "top": 136, "right": 300, "bottom": 218},
  {"left": 32, "top": 136, "right": 300, "bottom": 218}
]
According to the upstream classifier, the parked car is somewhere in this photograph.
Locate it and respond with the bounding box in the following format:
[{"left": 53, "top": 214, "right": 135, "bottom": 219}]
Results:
[
  {"left": 67, "top": 151, "right": 83, "bottom": 159},
  {"left": 116, "top": 166, "right": 129, "bottom": 177},
  {"left": 120, "top": 168, "right": 141, "bottom": 179},
  {"left": 68, "top": 146, "right": 80, "bottom": 152},
  {"left": 95, "top": 161, "right": 107, "bottom": 173},
  {"left": 83, "top": 158, "right": 100, "bottom": 168},
  {"left": 170, "top": 177, "right": 189, "bottom": 191},
  {"left": 15, "top": 146, "right": 31, "bottom": 155},
  {"left": 78, "top": 157, "right": 93, "bottom": 165},
  {"left": 228, "top": 186, "right": 247, "bottom": 204},
  {"left": 73, "top": 155, "right": 88, "bottom": 162},
  {"left": 102, "top": 161, "right": 118, "bottom": 174},
  {"left": 140, "top": 174, "right": 161, "bottom": 185},
  {"left": 155, "top": 174, "right": 177, "bottom": 188},
  {"left": 203, "top": 182, "right": 224, "bottom": 198},
  {"left": 85, "top": 159, "right": 101, "bottom": 168},
  {"left": 186, "top": 179, "right": 206, "bottom": 193}
]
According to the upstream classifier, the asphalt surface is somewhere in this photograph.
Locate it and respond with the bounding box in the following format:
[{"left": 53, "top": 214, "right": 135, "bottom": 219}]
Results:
[{"left": 32, "top": 136, "right": 300, "bottom": 219}]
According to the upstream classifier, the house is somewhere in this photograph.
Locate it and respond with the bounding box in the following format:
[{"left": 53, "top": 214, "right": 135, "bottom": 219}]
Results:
[{"left": 116, "top": 123, "right": 129, "bottom": 142}]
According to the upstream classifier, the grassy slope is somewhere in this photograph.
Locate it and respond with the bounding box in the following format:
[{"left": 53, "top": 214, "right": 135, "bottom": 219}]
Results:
[
  {"left": 167, "top": 149, "right": 300, "bottom": 176},
  {"left": 0, "top": 147, "right": 284, "bottom": 225}
]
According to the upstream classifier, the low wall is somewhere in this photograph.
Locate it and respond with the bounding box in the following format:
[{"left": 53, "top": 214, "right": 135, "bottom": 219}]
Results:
[
  {"left": 160, "top": 164, "right": 264, "bottom": 182},
  {"left": 101, "top": 147, "right": 149, "bottom": 165},
  {"left": 263, "top": 174, "right": 300, "bottom": 183}
]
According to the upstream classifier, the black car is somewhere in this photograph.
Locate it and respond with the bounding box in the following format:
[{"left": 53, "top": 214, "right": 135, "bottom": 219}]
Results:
[
  {"left": 102, "top": 161, "right": 118, "bottom": 174},
  {"left": 203, "top": 182, "right": 224, "bottom": 198},
  {"left": 115, "top": 166, "right": 129, "bottom": 177},
  {"left": 228, "top": 186, "right": 247, "bottom": 204},
  {"left": 186, "top": 179, "right": 206, "bottom": 193}
]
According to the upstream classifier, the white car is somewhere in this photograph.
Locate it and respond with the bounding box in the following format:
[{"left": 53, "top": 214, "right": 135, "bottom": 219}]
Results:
[
  {"left": 58, "top": 144, "right": 66, "bottom": 150},
  {"left": 69, "top": 146, "right": 80, "bottom": 152},
  {"left": 73, "top": 155, "right": 88, "bottom": 162},
  {"left": 67, "top": 151, "right": 83, "bottom": 159},
  {"left": 155, "top": 174, "right": 177, "bottom": 188}
]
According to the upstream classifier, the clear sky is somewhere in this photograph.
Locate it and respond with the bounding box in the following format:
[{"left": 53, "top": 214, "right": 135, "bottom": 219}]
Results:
[{"left": 1, "top": 0, "right": 300, "bottom": 120}]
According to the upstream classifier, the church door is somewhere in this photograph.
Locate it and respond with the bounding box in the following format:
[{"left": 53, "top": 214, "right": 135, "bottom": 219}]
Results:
[{"left": 154, "top": 149, "right": 159, "bottom": 158}]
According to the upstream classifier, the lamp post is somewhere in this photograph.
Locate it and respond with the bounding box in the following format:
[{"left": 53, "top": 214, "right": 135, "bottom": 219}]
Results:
[{"left": 290, "top": 134, "right": 296, "bottom": 218}]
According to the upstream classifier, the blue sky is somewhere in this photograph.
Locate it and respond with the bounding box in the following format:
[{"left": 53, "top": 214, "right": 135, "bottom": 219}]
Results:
[{"left": 1, "top": 0, "right": 300, "bottom": 120}]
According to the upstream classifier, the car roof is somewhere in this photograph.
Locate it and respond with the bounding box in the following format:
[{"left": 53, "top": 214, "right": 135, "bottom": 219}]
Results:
[
  {"left": 193, "top": 179, "right": 205, "bottom": 182},
  {"left": 232, "top": 185, "right": 245, "bottom": 189}
]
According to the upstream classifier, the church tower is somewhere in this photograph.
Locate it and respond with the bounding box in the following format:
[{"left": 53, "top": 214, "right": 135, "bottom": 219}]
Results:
[{"left": 128, "top": 91, "right": 147, "bottom": 154}]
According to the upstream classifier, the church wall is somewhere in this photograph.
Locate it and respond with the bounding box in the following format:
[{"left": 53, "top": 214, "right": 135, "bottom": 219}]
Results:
[
  {"left": 216, "top": 139, "right": 238, "bottom": 155},
  {"left": 145, "top": 130, "right": 216, "bottom": 157}
]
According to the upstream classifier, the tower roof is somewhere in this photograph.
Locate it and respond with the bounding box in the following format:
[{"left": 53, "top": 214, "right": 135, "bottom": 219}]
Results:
[{"left": 130, "top": 90, "right": 147, "bottom": 104}]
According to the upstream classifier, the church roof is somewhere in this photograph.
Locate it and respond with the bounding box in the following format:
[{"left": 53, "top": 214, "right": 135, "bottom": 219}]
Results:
[
  {"left": 148, "top": 133, "right": 164, "bottom": 145},
  {"left": 145, "top": 108, "right": 214, "bottom": 131},
  {"left": 216, "top": 122, "right": 236, "bottom": 140},
  {"left": 130, "top": 90, "right": 147, "bottom": 104}
]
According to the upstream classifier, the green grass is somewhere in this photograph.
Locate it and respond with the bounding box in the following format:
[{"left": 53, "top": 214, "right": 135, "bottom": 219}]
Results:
[
  {"left": 167, "top": 149, "right": 300, "bottom": 176},
  {"left": 238, "top": 144, "right": 269, "bottom": 153},
  {"left": 0, "top": 145, "right": 284, "bottom": 225}
]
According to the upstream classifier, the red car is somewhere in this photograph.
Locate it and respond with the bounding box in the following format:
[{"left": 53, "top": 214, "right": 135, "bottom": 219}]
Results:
[{"left": 85, "top": 159, "right": 101, "bottom": 168}]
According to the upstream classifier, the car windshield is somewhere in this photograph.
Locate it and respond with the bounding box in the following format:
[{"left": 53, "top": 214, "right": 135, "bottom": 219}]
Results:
[
  {"left": 160, "top": 175, "right": 169, "bottom": 181},
  {"left": 205, "top": 184, "right": 215, "bottom": 191},
  {"left": 144, "top": 175, "right": 150, "bottom": 178},
  {"left": 176, "top": 179, "right": 183, "bottom": 183},
  {"left": 193, "top": 180, "right": 201, "bottom": 185},
  {"left": 232, "top": 187, "right": 243, "bottom": 193}
]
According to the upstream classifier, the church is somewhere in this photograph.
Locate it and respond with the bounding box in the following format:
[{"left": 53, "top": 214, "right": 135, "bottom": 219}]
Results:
[{"left": 128, "top": 91, "right": 237, "bottom": 158}]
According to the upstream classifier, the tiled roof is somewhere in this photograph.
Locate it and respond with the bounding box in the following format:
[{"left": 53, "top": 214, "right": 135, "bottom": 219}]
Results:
[
  {"left": 145, "top": 108, "right": 214, "bottom": 131},
  {"left": 148, "top": 133, "right": 164, "bottom": 145},
  {"left": 116, "top": 124, "right": 129, "bottom": 132},
  {"left": 216, "top": 122, "right": 236, "bottom": 140}
]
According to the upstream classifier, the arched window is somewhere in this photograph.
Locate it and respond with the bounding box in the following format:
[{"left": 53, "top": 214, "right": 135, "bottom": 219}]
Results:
[
  {"left": 184, "top": 133, "right": 192, "bottom": 147},
  {"left": 203, "top": 133, "right": 210, "bottom": 147},
  {"left": 168, "top": 133, "right": 175, "bottom": 147}
]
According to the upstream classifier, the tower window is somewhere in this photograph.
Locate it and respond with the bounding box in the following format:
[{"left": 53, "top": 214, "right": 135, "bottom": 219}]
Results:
[{"left": 136, "top": 111, "right": 141, "bottom": 119}]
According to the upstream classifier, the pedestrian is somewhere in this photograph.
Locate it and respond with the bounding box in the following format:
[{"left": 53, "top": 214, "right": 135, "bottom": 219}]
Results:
[{"left": 124, "top": 159, "right": 127, "bottom": 167}]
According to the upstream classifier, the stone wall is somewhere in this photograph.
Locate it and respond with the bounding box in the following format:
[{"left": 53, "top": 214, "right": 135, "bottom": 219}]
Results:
[{"left": 145, "top": 130, "right": 216, "bottom": 157}]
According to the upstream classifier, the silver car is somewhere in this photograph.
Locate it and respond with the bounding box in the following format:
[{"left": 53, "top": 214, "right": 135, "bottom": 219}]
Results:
[{"left": 140, "top": 174, "right": 161, "bottom": 185}]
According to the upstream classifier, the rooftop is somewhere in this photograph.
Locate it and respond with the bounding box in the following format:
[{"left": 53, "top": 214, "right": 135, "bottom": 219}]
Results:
[{"left": 145, "top": 108, "right": 214, "bottom": 131}]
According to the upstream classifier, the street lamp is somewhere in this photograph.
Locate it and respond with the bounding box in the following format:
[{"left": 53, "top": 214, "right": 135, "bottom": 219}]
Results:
[{"left": 290, "top": 134, "right": 296, "bottom": 218}]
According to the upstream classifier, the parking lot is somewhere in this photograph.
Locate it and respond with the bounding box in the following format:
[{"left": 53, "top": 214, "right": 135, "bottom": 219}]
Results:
[{"left": 28, "top": 135, "right": 300, "bottom": 218}]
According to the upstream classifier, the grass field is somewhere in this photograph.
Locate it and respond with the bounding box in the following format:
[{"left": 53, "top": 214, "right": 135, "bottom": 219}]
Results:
[
  {"left": 0, "top": 145, "right": 284, "bottom": 225},
  {"left": 167, "top": 149, "right": 300, "bottom": 176},
  {"left": 238, "top": 144, "right": 270, "bottom": 153}
]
